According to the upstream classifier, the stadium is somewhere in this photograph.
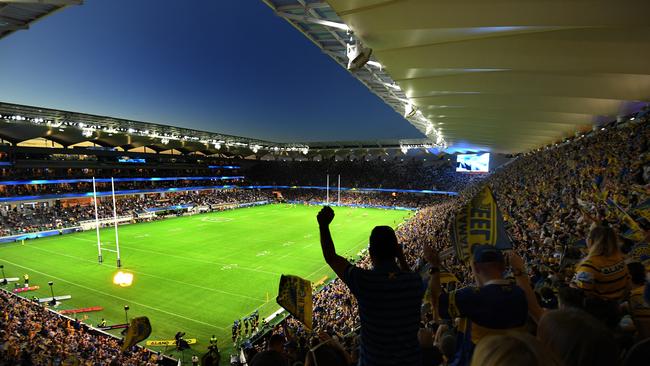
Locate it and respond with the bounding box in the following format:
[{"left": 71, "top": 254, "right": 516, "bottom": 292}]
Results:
[{"left": 1, "top": 1, "right": 649, "bottom": 366}]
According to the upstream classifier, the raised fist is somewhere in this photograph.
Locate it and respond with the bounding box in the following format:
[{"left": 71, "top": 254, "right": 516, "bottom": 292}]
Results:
[{"left": 317, "top": 206, "right": 335, "bottom": 226}]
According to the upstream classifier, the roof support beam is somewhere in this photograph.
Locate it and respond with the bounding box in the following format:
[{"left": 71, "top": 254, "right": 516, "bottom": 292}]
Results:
[
  {"left": 276, "top": 11, "right": 349, "bottom": 31},
  {"left": 0, "top": 24, "right": 27, "bottom": 31},
  {"left": 275, "top": 2, "right": 328, "bottom": 12},
  {"left": 0, "top": 15, "right": 28, "bottom": 29}
]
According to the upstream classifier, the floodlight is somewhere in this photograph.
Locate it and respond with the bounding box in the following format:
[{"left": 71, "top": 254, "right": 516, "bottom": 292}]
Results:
[
  {"left": 384, "top": 83, "right": 400, "bottom": 91},
  {"left": 404, "top": 104, "right": 417, "bottom": 118},
  {"left": 346, "top": 40, "right": 372, "bottom": 71}
]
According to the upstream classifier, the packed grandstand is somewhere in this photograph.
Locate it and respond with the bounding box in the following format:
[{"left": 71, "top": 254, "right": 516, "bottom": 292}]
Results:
[
  {"left": 2, "top": 1, "right": 650, "bottom": 366},
  {"left": 1, "top": 110, "right": 649, "bottom": 366}
]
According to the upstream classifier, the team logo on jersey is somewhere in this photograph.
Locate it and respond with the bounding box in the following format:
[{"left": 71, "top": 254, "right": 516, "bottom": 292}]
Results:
[{"left": 574, "top": 271, "right": 594, "bottom": 284}]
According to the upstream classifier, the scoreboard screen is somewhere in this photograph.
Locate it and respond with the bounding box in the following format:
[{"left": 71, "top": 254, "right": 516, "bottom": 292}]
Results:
[{"left": 456, "top": 153, "right": 490, "bottom": 172}]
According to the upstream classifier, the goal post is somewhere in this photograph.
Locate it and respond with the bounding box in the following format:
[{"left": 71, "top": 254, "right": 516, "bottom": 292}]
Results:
[
  {"left": 337, "top": 174, "right": 341, "bottom": 205},
  {"left": 111, "top": 177, "right": 122, "bottom": 268},
  {"left": 326, "top": 174, "right": 330, "bottom": 204},
  {"left": 92, "top": 177, "right": 103, "bottom": 264}
]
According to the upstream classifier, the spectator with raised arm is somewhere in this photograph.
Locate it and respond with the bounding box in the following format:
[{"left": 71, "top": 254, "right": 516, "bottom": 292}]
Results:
[{"left": 317, "top": 205, "right": 424, "bottom": 366}]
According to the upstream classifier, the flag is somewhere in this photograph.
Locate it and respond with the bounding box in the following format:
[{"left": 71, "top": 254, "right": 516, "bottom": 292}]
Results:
[
  {"left": 276, "top": 274, "right": 312, "bottom": 329},
  {"left": 633, "top": 199, "right": 650, "bottom": 222},
  {"left": 121, "top": 316, "right": 152, "bottom": 351},
  {"left": 451, "top": 186, "right": 512, "bottom": 262},
  {"left": 629, "top": 242, "right": 650, "bottom": 271},
  {"left": 604, "top": 198, "right": 646, "bottom": 242}
]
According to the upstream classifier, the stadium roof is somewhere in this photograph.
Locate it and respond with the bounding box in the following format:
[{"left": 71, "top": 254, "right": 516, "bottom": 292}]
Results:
[
  {"left": 262, "top": 0, "right": 445, "bottom": 149},
  {"left": 0, "top": 0, "right": 80, "bottom": 40},
  {"left": 264, "top": 0, "right": 650, "bottom": 153},
  {"left": 0, "top": 102, "right": 309, "bottom": 157},
  {"left": 0, "top": 102, "right": 442, "bottom": 158}
]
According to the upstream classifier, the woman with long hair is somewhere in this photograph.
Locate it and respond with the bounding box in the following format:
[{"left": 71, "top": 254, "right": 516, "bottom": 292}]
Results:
[{"left": 572, "top": 225, "right": 631, "bottom": 301}]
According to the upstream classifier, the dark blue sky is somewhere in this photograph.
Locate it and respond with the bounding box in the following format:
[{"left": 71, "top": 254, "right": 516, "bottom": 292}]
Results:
[{"left": 0, "top": 0, "right": 423, "bottom": 142}]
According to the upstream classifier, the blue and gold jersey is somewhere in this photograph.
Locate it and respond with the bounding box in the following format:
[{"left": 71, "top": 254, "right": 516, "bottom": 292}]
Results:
[{"left": 572, "top": 253, "right": 630, "bottom": 301}]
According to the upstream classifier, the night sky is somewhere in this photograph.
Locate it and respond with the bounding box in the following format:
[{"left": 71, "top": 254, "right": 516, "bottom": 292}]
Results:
[{"left": 0, "top": 0, "right": 423, "bottom": 142}]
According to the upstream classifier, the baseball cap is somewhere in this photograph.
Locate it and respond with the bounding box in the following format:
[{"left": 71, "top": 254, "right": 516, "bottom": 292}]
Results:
[{"left": 472, "top": 245, "right": 504, "bottom": 263}]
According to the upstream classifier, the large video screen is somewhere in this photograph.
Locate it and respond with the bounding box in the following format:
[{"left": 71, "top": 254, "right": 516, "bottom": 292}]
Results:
[{"left": 456, "top": 153, "right": 490, "bottom": 172}]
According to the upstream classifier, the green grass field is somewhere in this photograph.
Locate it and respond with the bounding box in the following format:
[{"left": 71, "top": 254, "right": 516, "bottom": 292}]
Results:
[{"left": 0, "top": 204, "right": 410, "bottom": 356}]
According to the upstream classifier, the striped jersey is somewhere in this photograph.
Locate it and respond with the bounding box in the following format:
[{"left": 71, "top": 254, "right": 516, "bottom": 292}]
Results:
[
  {"left": 343, "top": 263, "right": 424, "bottom": 366},
  {"left": 572, "top": 253, "right": 630, "bottom": 300}
]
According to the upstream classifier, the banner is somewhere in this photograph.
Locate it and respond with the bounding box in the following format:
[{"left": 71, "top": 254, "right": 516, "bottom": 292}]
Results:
[
  {"left": 146, "top": 339, "right": 197, "bottom": 347},
  {"left": 605, "top": 198, "right": 645, "bottom": 242},
  {"left": 633, "top": 199, "right": 650, "bottom": 222},
  {"left": 452, "top": 186, "right": 512, "bottom": 262},
  {"left": 276, "top": 274, "right": 312, "bottom": 330},
  {"left": 629, "top": 242, "right": 650, "bottom": 270},
  {"left": 121, "top": 316, "right": 152, "bottom": 351}
]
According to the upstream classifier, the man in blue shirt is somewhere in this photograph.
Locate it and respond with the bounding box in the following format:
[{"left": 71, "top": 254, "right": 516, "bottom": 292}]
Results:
[
  {"left": 317, "top": 206, "right": 425, "bottom": 366},
  {"left": 426, "top": 245, "right": 528, "bottom": 366}
]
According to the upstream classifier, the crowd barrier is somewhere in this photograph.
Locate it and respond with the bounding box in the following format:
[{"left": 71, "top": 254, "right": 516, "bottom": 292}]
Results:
[
  {"left": 0, "top": 227, "right": 82, "bottom": 244},
  {"left": 78, "top": 215, "right": 133, "bottom": 231}
]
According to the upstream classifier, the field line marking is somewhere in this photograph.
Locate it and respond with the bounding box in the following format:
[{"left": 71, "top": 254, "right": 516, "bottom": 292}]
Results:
[
  {"left": 1, "top": 258, "right": 228, "bottom": 330},
  {"left": 23, "top": 244, "right": 265, "bottom": 303},
  {"left": 65, "top": 236, "right": 280, "bottom": 276}
]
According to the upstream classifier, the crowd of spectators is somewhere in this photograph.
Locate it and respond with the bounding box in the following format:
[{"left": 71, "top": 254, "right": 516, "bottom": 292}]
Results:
[
  {"left": 248, "top": 118, "right": 650, "bottom": 366},
  {"left": 246, "top": 159, "right": 483, "bottom": 192},
  {"left": 0, "top": 188, "right": 457, "bottom": 237},
  {"left": 3, "top": 112, "right": 650, "bottom": 365},
  {"left": 0, "top": 178, "right": 244, "bottom": 198},
  {"left": 0, "top": 289, "right": 164, "bottom": 365},
  {"left": 279, "top": 190, "right": 452, "bottom": 209},
  {"left": 0, "top": 189, "right": 272, "bottom": 237}
]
